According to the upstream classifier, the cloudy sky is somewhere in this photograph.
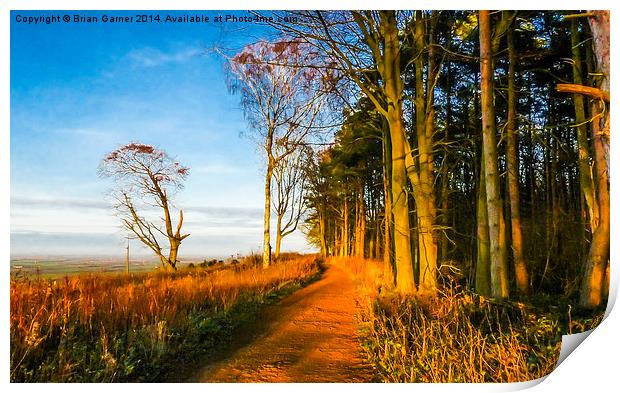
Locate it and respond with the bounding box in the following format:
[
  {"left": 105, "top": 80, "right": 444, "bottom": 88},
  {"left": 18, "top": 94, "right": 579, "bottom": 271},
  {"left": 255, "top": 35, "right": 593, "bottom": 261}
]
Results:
[{"left": 10, "top": 10, "right": 313, "bottom": 259}]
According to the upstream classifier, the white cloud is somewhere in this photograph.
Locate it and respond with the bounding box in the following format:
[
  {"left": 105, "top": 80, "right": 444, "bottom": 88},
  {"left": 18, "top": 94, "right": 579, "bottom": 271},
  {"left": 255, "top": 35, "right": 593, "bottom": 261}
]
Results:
[
  {"left": 56, "top": 128, "right": 119, "bottom": 139},
  {"left": 127, "top": 47, "right": 202, "bottom": 68},
  {"left": 11, "top": 195, "right": 109, "bottom": 210}
]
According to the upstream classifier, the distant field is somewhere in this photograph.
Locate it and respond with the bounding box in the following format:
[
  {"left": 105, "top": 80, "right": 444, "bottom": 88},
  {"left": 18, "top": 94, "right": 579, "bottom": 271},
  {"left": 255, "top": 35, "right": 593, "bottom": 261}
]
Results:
[{"left": 9, "top": 258, "right": 203, "bottom": 278}]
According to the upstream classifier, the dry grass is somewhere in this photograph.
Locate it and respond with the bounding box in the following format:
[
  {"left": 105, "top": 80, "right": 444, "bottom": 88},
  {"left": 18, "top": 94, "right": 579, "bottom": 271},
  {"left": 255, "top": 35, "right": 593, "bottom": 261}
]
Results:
[
  {"left": 363, "top": 290, "right": 558, "bottom": 382},
  {"left": 327, "top": 256, "right": 386, "bottom": 308},
  {"left": 330, "top": 257, "right": 603, "bottom": 383},
  {"left": 10, "top": 255, "right": 319, "bottom": 382}
]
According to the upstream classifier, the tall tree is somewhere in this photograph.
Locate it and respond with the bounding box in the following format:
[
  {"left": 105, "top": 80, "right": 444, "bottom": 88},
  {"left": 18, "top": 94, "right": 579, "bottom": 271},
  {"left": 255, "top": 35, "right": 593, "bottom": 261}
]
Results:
[
  {"left": 411, "top": 11, "right": 439, "bottom": 293},
  {"left": 476, "top": 155, "right": 491, "bottom": 296},
  {"left": 569, "top": 18, "right": 598, "bottom": 233},
  {"left": 579, "top": 11, "right": 610, "bottom": 308},
  {"left": 587, "top": 10, "right": 610, "bottom": 174},
  {"left": 382, "top": 118, "right": 394, "bottom": 282},
  {"left": 479, "top": 10, "right": 509, "bottom": 299},
  {"left": 228, "top": 39, "right": 328, "bottom": 268},
  {"left": 506, "top": 23, "right": 530, "bottom": 295},
  {"left": 272, "top": 146, "right": 311, "bottom": 259}
]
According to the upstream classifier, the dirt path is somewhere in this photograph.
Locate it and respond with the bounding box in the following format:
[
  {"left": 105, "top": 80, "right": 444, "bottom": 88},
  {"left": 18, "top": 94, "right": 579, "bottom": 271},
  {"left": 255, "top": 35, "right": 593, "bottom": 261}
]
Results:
[{"left": 189, "top": 263, "right": 375, "bottom": 383}]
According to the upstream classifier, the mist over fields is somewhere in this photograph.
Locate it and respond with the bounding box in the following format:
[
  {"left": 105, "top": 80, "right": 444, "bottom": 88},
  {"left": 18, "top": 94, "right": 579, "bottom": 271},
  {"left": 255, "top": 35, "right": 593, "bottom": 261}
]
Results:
[
  {"left": 11, "top": 231, "right": 312, "bottom": 260},
  {"left": 11, "top": 195, "right": 314, "bottom": 259}
]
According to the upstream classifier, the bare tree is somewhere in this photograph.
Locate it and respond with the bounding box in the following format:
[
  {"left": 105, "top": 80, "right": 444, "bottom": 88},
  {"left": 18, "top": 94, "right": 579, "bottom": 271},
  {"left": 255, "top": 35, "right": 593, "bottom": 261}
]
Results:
[
  {"left": 228, "top": 38, "right": 330, "bottom": 268},
  {"left": 272, "top": 145, "right": 311, "bottom": 259},
  {"left": 99, "top": 142, "right": 190, "bottom": 271}
]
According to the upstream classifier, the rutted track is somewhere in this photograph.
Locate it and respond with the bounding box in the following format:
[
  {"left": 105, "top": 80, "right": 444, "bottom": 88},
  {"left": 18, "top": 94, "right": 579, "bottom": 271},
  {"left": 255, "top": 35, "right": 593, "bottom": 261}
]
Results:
[{"left": 189, "top": 264, "right": 374, "bottom": 382}]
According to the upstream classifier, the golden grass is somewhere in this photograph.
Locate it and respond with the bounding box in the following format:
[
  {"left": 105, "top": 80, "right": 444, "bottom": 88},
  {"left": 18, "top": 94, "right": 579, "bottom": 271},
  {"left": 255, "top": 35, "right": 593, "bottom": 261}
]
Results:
[
  {"left": 10, "top": 255, "right": 319, "bottom": 382},
  {"left": 329, "top": 256, "right": 602, "bottom": 383}
]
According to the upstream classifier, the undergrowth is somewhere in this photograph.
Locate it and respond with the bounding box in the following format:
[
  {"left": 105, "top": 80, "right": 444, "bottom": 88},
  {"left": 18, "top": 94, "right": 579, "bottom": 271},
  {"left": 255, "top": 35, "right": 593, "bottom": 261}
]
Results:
[
  {"left": 10, "top": 255, "right": 320, "bottom": 382},
  {"left": 331, "top": 257, "right": 605, "bottom": 383}
]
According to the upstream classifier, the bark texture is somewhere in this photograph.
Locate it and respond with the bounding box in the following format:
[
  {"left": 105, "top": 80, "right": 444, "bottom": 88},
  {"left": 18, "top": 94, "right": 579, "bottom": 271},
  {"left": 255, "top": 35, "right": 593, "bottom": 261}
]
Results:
[{"left": 479, "top": 10, "right": 509, "bottom": 299}]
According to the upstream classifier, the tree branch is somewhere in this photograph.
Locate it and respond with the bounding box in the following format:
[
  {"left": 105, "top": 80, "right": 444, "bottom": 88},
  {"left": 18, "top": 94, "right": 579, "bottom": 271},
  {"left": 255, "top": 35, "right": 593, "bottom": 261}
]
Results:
[{"left": 556, "top": 83, "right": 610, "bottom": 102}]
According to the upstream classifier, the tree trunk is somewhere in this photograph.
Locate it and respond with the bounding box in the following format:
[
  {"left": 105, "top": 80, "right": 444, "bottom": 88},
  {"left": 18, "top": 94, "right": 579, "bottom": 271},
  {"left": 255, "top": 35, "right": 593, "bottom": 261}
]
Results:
[
  {"left": 319, "top": 210, "right": 327, "bottom": 257},
  {"left": 382, "top": 11, "right": 416, "bottom": 294},
  {"left": 579, "top": 12, "right": 610, "bottom": 308},
  {"left": 375, "top": 220, "right": 381, "bottom": 260},
  {"left": 262, "top": 161, "right": 273, "bottom": 268},
  {"left": 479, "top": 10, "right": 509, "bottom": 299},
  {"left": 342, "top": 193, "right": 349, "bottom": 257},
  {"left": 356, "top": 183, "right": 366, "bottom": 257},
  {"left": 579, "top": 102, "right": 610, "bottom": 308},
  {"left": 168, "top": 240, "right": 179, "bottom": 271},
  {"left": 440, "top": 59, "right": 452, "bottom": 263},
  {"left": 587, "top": 10, "right": 610, "bottom": 174},
  {"left": 570, "top": 19, "right": 599, "bottom": 232},
  {"left": 334, "top": 221, "right": 341, "bottom": 257},
  {"left": 416, "top": 197, "right": 437, "bottom": 293},
  {"left": 354, "top": 187, "right": 360, "bottom": 257},
  {"left": 506, "top": 26, "right": 529, "bottom": 295},
  {"left": 440, "top": 165, "right": 449, "bottom": 262},
  {"left": 388, "top": 110, "right": 416, "bottom": 294},
  {"left": 275, "top": 214, "right": 283, "bottom": 260},
  {"left": 382, "top": 128, "right": 394, "bottom": 283},
  {"left": 476, "top": 156, "right": 491, "bottom": 296},
  {"left": 413, "top": 11, "right": 438, "bottom": 294},
  {"left": 158, "top": 187, "right": 178, "bottom": 271}
]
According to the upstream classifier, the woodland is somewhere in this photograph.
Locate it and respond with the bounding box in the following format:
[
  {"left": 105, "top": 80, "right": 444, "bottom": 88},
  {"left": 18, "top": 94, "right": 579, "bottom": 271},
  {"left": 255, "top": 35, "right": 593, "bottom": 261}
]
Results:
[{"left": 232, "top": 10, "right": 610, "bottom": 309}]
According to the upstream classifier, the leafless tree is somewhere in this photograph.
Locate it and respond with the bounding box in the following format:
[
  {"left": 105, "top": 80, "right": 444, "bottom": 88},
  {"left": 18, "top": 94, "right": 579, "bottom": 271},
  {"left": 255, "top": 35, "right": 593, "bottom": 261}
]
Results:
[
  {"left": 272, "top": 145, "right": 311, "bottom": 259},
  {"left": 227, "top": 38, "right": 332, "bottom": 268},
  {"left": 99, "top": 142, "right": 189, "bottom": 271}
]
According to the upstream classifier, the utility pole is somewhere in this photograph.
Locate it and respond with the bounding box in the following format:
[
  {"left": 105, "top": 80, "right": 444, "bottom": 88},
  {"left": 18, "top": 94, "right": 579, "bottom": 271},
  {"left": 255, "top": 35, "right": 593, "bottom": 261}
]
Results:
[{"left": 126, "top": 236, "right": 130, "bottom": 275}]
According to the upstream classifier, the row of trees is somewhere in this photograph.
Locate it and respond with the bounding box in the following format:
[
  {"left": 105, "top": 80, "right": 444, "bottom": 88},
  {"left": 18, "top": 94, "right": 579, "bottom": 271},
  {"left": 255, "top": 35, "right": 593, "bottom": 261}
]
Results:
[
  {"left": 100, "top": 11, "right": 609, "bottom": 310},
  {"left": 228, "top": 10, "right": 609, "bottom": 308}
]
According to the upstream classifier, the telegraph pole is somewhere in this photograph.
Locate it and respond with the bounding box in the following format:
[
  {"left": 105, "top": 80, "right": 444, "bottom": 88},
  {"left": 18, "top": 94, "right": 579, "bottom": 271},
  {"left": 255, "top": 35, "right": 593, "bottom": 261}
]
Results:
[{"left": 125, "top": 236, "right": 130, "bottom": 275}]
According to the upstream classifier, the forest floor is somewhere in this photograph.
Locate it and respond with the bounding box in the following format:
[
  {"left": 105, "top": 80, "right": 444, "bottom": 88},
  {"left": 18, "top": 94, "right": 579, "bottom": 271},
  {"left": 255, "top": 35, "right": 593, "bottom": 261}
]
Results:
[{"left": 188, "top": 263, "right": 375, "bottom": 382}]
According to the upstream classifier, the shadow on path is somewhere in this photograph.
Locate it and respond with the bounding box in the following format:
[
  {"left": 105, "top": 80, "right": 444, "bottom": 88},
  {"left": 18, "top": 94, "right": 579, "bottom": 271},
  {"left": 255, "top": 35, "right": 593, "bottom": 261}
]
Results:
[{"left": 187, "top": 264, "right": 375, "bottom": 382}]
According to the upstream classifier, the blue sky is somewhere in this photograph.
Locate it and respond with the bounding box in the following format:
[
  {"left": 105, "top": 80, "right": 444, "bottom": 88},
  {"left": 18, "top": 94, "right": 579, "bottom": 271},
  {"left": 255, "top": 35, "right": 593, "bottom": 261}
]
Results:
[{"left": 10, "top": 10, "right": 312, "bottom": 259}]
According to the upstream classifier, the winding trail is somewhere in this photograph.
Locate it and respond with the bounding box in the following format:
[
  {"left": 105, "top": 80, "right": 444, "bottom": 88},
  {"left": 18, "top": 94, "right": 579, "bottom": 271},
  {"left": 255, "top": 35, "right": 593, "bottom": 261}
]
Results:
[{"left": 189, "top": 263, "right": 375, "bottom": 383}]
